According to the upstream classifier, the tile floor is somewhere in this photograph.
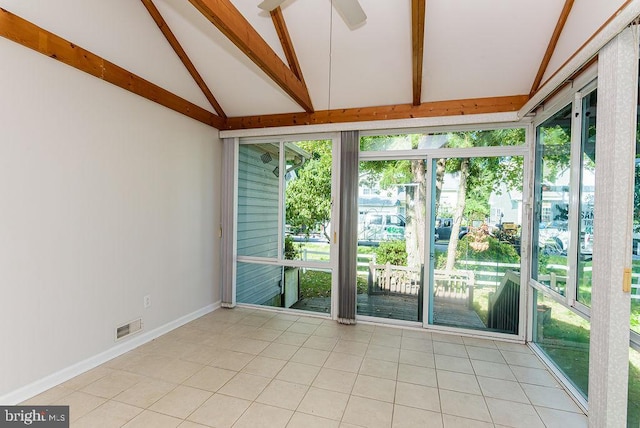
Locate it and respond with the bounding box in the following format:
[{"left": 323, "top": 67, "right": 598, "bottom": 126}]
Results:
[{"left": 23, "top": 307, "right": 588, "bottom": 427}]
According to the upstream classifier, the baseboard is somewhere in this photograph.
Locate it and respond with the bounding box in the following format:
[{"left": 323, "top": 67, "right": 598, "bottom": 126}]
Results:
[{"left": 0, "top": 301, "right": 221, "bottom": 405}]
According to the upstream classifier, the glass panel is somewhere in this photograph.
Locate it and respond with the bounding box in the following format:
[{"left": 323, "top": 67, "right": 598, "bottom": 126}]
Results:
[
  {"left": 632, "top": 86, "right": 640, "bottom": 334},
  {"left": 629, "top": 346, "right": 640, "bottom": 427},
  {"left": 577, "top": 90, "right": 597, "bottom": 306},
  {"left": 284, "top": 140, "right": 332, "bottom": 263},
  {"left": 237, "top": 143, "right": 281, "bottom": 258},
  {"left": 236, "top": 262, "right": 332, "bottom": 315},
  {"left": 237, "top": 139, "right": 333, "bottom": 315},
  {"left": 288, "top": 268, "right": 332, "bottom": 314},
  {"left": 532, "top": 104, "right": 573, "bottom": 295},
  {"left": 360, "top": 129, "right": 525, "bottom": 151},
  {"left": 357, "top": 160, "right": 426, "bottom": 322},
  {"left": 533, "top": 290, "right": 590, "bottom": 398},
  {"left": 431, "top": 154, "right": 523, "bottom": 334}
]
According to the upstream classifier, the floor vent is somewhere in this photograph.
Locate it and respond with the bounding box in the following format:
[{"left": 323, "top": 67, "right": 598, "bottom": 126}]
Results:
[{"left": 116, "top": 318, "right": 142, "bottom": 341}]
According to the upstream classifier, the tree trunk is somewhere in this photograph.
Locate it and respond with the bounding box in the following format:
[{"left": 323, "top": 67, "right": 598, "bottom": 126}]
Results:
[
  {"left": 406, "top": 160, "right": 426, "bottom": 268},
  {"left": 445, "top": 158, "right": 469, "bottom": 271},
  {"left": 322, "top": 221, "right": 330, "bottom": 242}
]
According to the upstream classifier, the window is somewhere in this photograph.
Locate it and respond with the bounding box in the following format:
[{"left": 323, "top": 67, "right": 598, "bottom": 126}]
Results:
[
  {"left": 532, "top": 103, "right": 572, "bottom": 296},
  {"left": 531, "top": 86, "right": 597, "bottom": 401},
  {"left": 236, "top": 139, "right": 335, "bottom": 315},
  {"left": 360, "top": 129, "right": 525, "bottom": 152},
  {"left": 358, "top": 128, "right": 526, "bottom": 328},
  {"left": 577, "top": 90, "right": 597, "bottom": 307}
]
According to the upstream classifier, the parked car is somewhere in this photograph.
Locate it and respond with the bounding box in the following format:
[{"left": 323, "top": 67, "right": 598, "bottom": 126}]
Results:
[
  {"left": 360, "top": 213, "right": 406, "bottom": 242},
  {"left": 435, "top": 218, "right": 468, "bottom": 241},
  {"left": 539, "top": 227, "right": 569, "bottom": 256},
  {"left": 633, "top": 224, "right": 640, "bottom": 255},
  {"left": 580, "top": 225, "right": 593, "bottom": 259}
]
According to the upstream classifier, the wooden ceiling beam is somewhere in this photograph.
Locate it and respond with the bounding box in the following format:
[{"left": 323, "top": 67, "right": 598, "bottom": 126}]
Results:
[
  {"left": 188, "top": 0, "right": 314, "bottom": 113},
  {"left": 530, "top": 0, "right": 574, "bottom": 96},
  {"left": 270, "top": 7, "right": 306, "bottom": 86},
  {"left": 223, "top": 95, "right": 528, "bottom": 130},
  {"left": 411, "top": 0, "right": 426, "bottom": 106},
  {"left": 141, "top": 0, "right": 226, "bottom": 118},
  {"left": 0, "top": 8, "right": 224, "bottom": 128}
]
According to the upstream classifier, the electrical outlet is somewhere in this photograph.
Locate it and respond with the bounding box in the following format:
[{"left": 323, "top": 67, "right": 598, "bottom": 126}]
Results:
[{"left": 144, "top": 295, "right": 151, "bottom": 309}]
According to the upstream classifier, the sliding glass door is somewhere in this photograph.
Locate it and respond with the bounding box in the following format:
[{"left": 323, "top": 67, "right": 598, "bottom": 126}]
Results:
[
  {"left": 429, "top": 154, "right": 524, "bottom": 334},
  {"left": 356, "top": 159, "right": 427, "bottom": 322},
  {"left": 358, "top": 130, "right": 527, "bottom": 334}
]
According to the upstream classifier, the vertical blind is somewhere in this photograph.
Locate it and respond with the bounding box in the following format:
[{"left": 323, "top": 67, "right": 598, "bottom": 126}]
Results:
[
  {"left": 338, "top": 130, "right": 359, "bottom": 323},
  {"left": 221, "top": 138, "right": 236, "bottom": 307}
]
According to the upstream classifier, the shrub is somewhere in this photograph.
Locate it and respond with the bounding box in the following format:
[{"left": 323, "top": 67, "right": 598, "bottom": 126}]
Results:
[
  {"left": 456, "top": 229, "right": 520, "bottom": 264},
  {"left": 434, "top": 250, "right": 447, "bottom": 269},
  {"left": 375, "top": 240, "right": 408, "bottom": 265},
  {"left": 284, "top": 235, "right": 300, "bottom": 260}
]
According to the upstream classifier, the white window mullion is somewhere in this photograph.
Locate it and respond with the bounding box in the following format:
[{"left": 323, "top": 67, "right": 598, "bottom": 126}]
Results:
[
  {"left": 423, "top": 157, "right": 434, "bottom": 327},
  {"left": 277, "top": 140, "right": 285, "bottom": 261},
  {"left": 331, "top": 132, "right": 341, "bottom": 320},
  {"left": 566, "top": 92, "right": 583, "bottom": 308},
  {"left": 519, "top": 124, "right": 534, "bottom": 340}
]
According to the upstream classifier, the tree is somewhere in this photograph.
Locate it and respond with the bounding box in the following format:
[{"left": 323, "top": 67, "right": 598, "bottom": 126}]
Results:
[
  {"left": 434, "top": 129, "right": 525, "bottom": 270},
  {"left": 360, "top": 136, "right": 427, "bottom": 269},
  {"left": 287, "top": 131, "right": 528, "bottom": 272},
  {"left": 285, "top": 140, "right": 332, "bottom": 241},
  {"left": 361, "top": 130, "right": 526, "bottom": 271}
]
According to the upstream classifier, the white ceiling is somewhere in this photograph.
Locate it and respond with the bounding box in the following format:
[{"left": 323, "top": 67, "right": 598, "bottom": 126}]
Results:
[{"left": 0, "top": 0, "right": 630, "bottom": 120}]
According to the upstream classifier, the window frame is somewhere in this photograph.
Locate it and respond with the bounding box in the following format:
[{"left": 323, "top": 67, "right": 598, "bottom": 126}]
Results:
[{"left": 529, "top": 80, "right": 597, "bottom": 321}]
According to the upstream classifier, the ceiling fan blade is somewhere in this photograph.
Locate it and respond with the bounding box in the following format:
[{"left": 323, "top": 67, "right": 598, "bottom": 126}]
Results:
[
  {"left": 332, "top": 0, "right": 367, "bottom": 29},
  {"left": 257, "top": 0, "right": 285, "bottom": 12}
]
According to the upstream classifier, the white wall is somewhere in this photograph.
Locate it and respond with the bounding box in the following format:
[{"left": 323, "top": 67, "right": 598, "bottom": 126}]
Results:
[{"left": 0, "top": 38, "right": 221, "bottom": 398}]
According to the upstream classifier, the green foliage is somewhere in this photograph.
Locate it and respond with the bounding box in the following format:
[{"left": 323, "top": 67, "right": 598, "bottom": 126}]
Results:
[
  {"left": 632, "top": 312, "right": 640, "bottom": 329},
  {"left": 360, "top": 134, "right": 421, "bottom": 152},
  {"left": 356, "top": 276, "right": 368, "bottom": 294},
  {"left": 285, "top": 140, "right": 332, "bottom": 239},
  {"left": 542, "top": 319, "right": 590, "bottom": 344},
  {"left": 299, "top": 270, "right": 331, "bottom": 297},
  {"left": 537, "top": 254, "right": 567, "bottom": 275},
  {"left": 298, "top": 270, "right": 367, "bottom": 297},
  {"left": 284, "top": 236, "right": 300, "bottom": 260},
  {"left": 635, "top": 159, "right": 640, "bottom": 221},
  {"left": 375, "top": 240, "right": 408, "bottom": 266},
  {"left": 358, "top": 160, "right": 415, "bottom": 192},
  {"left": 434, "top": 250, "right": 447, "bottom": 269},
  {"left": 464, "top": 198, "right": 489, "bottom": 222},
  {"left": 456, "top": 231, "right": 520, "bottom": 264},
  {"left": 539, "top": 120, "right": 572, "bottom": 184}
]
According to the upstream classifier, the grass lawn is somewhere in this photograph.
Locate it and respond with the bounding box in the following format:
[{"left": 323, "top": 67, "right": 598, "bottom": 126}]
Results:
[
  {"left": 298, "top": 269, "right": 368, "bottom": 298},
  {"left": 535, "top": 294, "right": 640, "bottom": 425},
  {"left": 470, "top": 288, "right": 491, "bottom": 325}
]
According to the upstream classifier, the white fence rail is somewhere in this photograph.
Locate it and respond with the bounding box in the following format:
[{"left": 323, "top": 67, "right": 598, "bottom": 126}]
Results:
[
  {"left": 539, "top": 264, "right": 640, "bottom": 300},
  {"left": 368, "top": 262, "right": 476, "bottom": 298},
  {"left": 301, "top": 249, "right": 374, "bottom": 275},
  {"left": 302, "top": 247, "right": 521, "bottom": 290},
  {"left": 456, "top": 260, "right": 520, "bottom": 287},
  {"left": 368, "top": 262, "right": 421, "bottom": 295}
]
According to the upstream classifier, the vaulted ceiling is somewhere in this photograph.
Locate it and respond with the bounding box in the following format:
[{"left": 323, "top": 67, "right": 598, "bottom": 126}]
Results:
[{"left": 0, "top": 0, "right": 631, "bottom": 130}]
